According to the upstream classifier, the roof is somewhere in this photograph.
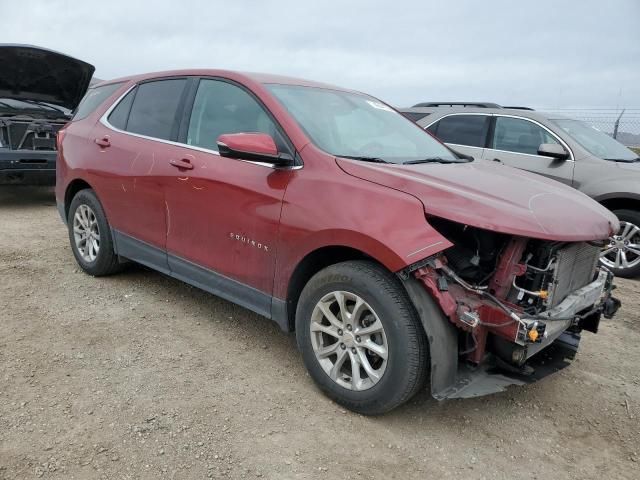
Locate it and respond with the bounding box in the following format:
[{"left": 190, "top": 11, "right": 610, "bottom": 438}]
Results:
[{"left": 94, "top": 69, "right": 356, "bottom": 93}]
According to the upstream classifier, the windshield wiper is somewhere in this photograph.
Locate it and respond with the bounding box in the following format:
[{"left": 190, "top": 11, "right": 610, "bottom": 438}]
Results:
[
  {"left": 402, "top": 157, "right": 466, "bottom": 165},
  {"left": 338, "top": 155, "right": 390, "bottom": 164}
]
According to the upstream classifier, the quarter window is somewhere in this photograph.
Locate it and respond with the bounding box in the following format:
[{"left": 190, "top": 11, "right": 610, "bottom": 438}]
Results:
[
  {"left": 427, "top": 115, "right": 489, "bottom": 147},
  {"left": 125, "top": 79, "right": 187, "bottom": 141},
  {"left": 73, "top": 82, "right": 123, "bottom": 120},
  {"left": 492, "top": 117, "right": 559, "bottom": 155},
  {"left": 107, "top": 88, "right": 135, "bottom": 130},
  {"left": 187, "top": 79, "right": 279, "bottom": 151}
]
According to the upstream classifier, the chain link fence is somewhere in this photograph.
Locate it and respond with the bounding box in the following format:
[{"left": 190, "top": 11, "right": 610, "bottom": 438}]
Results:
[{"left": 538, "top": 108, "right": 640, "bottom": 147}]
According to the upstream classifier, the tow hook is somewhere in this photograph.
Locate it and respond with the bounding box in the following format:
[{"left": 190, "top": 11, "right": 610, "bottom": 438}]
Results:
[{"left": 603, "top": 296, "right": 621, "bottom": 319}]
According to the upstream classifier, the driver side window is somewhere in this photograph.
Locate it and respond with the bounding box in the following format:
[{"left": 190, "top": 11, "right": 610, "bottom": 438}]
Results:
[
  {"left": 492, "top": 116, "right": 559, "bottom": 156},
  {"left": 187, "top": 79, "right": 278, "bottom": 152}
]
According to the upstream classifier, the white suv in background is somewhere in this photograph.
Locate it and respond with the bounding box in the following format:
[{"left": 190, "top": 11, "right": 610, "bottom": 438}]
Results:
[{"left": 400, "top": 102, "right": 640, "bottom": 277}]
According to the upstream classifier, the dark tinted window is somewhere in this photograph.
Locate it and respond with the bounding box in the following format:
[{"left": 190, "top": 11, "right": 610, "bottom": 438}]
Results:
[
  {"left": 493, "top": 117, "right": 558, "bottom": 155},
  {"left": 428, "top": 115, "right": 489, "bottom": 147},
  {"left": 401, "top": 112, "right": 430, "bottom": 122},
  {"left": 126, "top": 79, "right": 187, "bottom": 140},
  {"left": 187, "top": 79, "right": 278, "bottom": 151},
  {"left": 107, "top": 88, "right": 135, "bottom": 130},
  {"left": 73, "top": 82, "right": 123, "bottom": 120}
]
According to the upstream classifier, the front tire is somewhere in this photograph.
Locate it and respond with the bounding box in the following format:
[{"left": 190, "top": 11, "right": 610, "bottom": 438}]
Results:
[
  {"left": 296, "top": 261, "right": 428, "bottom": 415},
  {"left": 601, "top": 209, "right": 640, "bottom": 278},
  {"left": 68, "top": 189, "right": 122, "bottom": 276}
]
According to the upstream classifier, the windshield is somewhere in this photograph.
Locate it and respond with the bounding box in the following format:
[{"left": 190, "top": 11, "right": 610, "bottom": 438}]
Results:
[
  {"left": 266, "top": 84, "right": 459, "bottom": 164},
  {"left": 552, "top": 118, "right": 638, "bottom": 161}
]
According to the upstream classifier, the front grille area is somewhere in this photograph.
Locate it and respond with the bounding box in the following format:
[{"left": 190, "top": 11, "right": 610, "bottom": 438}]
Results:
[
  {"left": 548, "top": 242, "right": 600, "bottom": 307},
  {"left": 0, "top": 119, "right": 64, "bottom": 151}
]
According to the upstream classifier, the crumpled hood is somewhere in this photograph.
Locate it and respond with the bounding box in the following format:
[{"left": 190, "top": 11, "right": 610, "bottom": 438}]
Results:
[
  {"left": 337, "top": 158, "right": 619, "bottom": 241},
  {"left": 0, "top": 44, "right": 95, "bottom": 111}
]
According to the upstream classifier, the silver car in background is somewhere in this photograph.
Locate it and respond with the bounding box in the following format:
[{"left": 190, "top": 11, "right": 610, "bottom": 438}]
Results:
[{"left": 400, "top": 103, "right": 640, "bottom": 277}]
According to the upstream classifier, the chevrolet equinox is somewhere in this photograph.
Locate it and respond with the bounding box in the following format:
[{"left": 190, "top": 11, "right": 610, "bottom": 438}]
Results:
[{"left": 56, "top": 70, "right": 621, "bottom": 414}]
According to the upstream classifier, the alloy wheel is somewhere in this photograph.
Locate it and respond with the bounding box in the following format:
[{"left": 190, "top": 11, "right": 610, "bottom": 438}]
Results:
[
  {"left": 600, "top": 221, "right": 640, "bottom": 270},
  {"left": 73, "top": 204, "right": 100, "bottom": 262},
  {"left": 310, "top": 291, "right": 388, "bottom": 391}
]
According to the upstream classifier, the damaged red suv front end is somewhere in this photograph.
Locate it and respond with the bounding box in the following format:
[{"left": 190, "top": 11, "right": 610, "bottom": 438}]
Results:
[
  {"left": 339, "top": 155, "right": 621, "bottom": 399},
  {"left": 410, "top": 229, "right": 619, "bottom": 398}
]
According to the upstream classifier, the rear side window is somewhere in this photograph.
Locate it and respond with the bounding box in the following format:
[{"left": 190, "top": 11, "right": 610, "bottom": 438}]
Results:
[
  {"left": 126, "top": 79, "right": 187, "bottom": 140},
  {"left": 73, "top": 82, "right": 123, "bottom": 120},
  {"left": 107, "top": 88, "right": 135, "bottom": 130},
  {"left": 427, "top": 115, "right": 489, "bottom": 147}
]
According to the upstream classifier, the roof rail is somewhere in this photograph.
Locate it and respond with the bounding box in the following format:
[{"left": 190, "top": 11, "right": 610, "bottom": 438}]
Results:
[
  {"left": 412, "top": 102, "right": 503, "bottom": 108},
  {"left": 503, "top": 106, "right": 535, "bottom": 111}
]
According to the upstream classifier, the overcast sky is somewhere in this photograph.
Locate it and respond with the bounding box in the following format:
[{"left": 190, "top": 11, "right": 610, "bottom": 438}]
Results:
[{"left": 3, "top": 0, "right": 639, "bottom": 108}]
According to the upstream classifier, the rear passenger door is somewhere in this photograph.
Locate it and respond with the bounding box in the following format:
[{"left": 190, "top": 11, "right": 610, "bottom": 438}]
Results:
[
  {"left": 483, "top": 116, "right": 574, "bottom": 185},
  {"left": 96, "top": 78, "right": 189, "bottom": 265},
  {"left": 426, "top": 114, "right": 490, "bottom": 158}
]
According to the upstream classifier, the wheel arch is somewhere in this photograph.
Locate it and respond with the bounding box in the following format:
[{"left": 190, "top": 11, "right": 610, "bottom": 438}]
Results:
[
  {"left": 598, "top": 196, "right": 640, "bottom": 214},
  {"left": 64, "top": 178, "right": 94, "bottom": 219},
  {"left": 282, "top": 245, "right": 380, "bottom": 332}
]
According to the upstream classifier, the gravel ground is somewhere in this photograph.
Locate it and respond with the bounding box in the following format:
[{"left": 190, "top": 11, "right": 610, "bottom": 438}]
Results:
[{"left": 1, "top": 186, "right": 639, "bottom": 480}]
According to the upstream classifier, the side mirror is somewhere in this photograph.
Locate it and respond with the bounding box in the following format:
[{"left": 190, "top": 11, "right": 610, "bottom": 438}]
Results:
[
  {"left": 217, "top": 133, "right": 294, "bottom": 167},
  {"left": 538, "top": 143, "right": 569, "bottom": 160}
]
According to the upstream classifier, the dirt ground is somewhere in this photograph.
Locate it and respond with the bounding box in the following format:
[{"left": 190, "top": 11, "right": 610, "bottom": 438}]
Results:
[{"left": 1, "top": 186, "right": 639, "bottom": 480}]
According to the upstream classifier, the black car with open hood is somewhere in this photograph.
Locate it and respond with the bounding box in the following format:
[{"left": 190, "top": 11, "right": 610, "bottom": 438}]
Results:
[{"left": 0, "top": 44, "right": 95, "bottom": 185}]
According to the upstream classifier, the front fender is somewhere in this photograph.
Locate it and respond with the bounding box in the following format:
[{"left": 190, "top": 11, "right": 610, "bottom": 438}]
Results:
[
  {"left": 273, "top": 166, "right": 452, "bottom": 299},
  {"left": 580, "top": 173, "right": 640, "bottom": 205}
]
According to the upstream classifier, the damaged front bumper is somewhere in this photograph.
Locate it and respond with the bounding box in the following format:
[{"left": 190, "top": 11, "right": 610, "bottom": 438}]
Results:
[
  {"left": 402, "top": 262, "right": 621, "bottom": 401},
  {"left": 439, "top": 330, "right": 582, "bottom": 399}
]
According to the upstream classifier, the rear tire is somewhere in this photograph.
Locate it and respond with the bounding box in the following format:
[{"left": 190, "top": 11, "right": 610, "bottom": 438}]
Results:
[
  {"left": 68, "top": 189, "right": 122, "bottom": 276},
  {"left": 601, "top": 209, "right": 640, "bottom": 278},
  {"left": 296, "top": 260, "right": 428, "bottom": 415}
]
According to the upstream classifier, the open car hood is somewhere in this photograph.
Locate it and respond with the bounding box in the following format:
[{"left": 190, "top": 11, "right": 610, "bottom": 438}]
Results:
[
  {"left": 0, "top": 44, "right": 95, "bottom": 111},
  {"left": 337, "top": 158, "right": 619, "bottom": 242}
]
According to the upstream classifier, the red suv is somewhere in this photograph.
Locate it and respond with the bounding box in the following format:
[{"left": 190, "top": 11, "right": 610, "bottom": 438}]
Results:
[{"left": 56, "top": 70, "right": 621, "bottom": 414}]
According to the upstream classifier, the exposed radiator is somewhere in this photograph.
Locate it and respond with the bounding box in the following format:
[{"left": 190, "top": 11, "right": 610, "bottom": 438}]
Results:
[{"left": 548, "top": 242, "right": 600, "bottom": 307}]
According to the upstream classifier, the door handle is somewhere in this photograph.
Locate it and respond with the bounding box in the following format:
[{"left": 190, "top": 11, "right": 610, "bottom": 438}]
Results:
[
  {"left": 169, "top": 158, "right": 194, "bottom": 170},
  {"left": 492, "top": 158, "right": 503, "bottom": 164},
  {"left": 95, "top": 136, "right": 111, "bottom": 148}
]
